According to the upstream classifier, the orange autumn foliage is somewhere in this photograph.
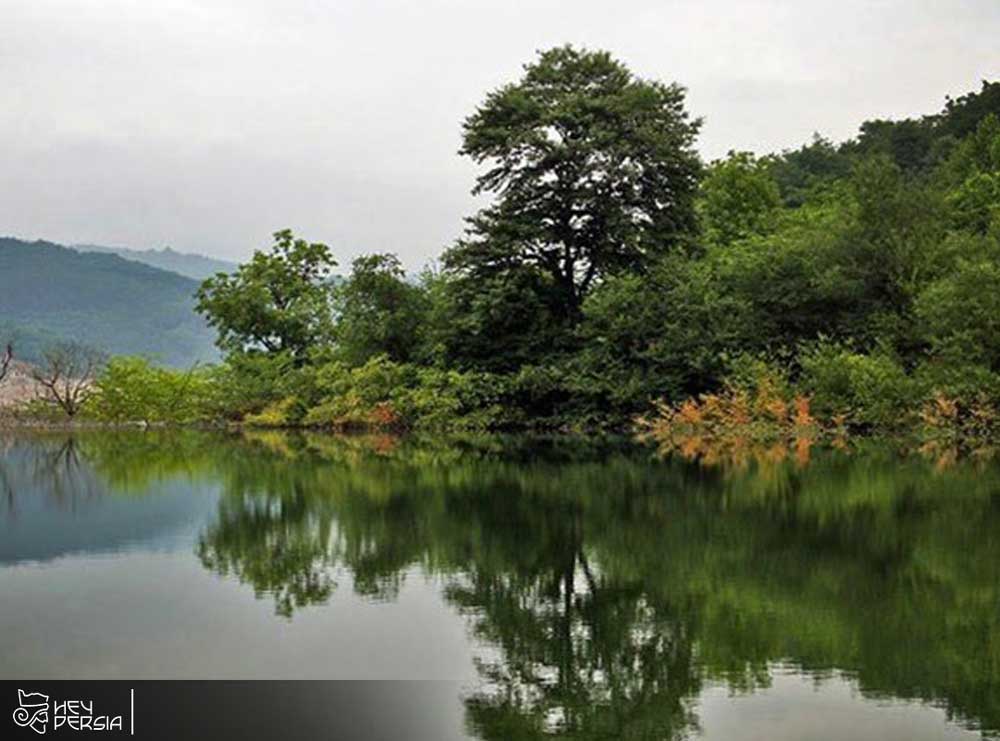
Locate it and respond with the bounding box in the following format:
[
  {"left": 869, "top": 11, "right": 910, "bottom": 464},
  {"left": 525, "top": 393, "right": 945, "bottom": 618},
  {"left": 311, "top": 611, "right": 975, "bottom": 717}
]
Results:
[{"left": 637, "top": 374, "right": 828, "bottom": 465}]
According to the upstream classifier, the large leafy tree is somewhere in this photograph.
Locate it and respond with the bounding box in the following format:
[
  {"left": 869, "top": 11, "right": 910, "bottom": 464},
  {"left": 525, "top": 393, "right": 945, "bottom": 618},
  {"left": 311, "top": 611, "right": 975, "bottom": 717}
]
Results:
[
  {"left": 426, "top": 266, "right": 568, "bottom": 372},
  {"left": 698, "top": 151, "right": 781, "bottom": 247},
  {"left": 768, "top": 134, "right": 852, "bottom": 206},
  {"left": 195, "top": 229, "right": 336, "bottom": 360},
  {"left": 332, "top": 253, "right": 428, "bottom": 365},
  {"left": 446, "top": 45, "right": 702, "bottom": 323}
]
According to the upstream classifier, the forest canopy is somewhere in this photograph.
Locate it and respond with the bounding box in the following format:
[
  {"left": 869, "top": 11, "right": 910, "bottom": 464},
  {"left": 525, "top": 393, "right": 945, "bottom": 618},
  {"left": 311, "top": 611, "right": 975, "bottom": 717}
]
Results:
[{"left": 23, "top": 48, "right": 1000, "bottom": 437}]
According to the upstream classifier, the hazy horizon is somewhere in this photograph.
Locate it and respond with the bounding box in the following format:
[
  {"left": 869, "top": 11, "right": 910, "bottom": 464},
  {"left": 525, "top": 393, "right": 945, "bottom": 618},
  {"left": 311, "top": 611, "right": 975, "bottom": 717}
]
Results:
[{"left": 3, "top": 0, "right": 998, "bottom": 268}]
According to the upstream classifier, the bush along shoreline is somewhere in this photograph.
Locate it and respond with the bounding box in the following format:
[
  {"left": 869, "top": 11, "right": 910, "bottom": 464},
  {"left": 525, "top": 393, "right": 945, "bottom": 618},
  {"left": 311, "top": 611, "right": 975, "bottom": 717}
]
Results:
[
  {"left": 636, "top": 354, "right": 1000, "bottom": 462},
  {"left": 3, "top": 49, "right": 1000, "bottom": 451}
]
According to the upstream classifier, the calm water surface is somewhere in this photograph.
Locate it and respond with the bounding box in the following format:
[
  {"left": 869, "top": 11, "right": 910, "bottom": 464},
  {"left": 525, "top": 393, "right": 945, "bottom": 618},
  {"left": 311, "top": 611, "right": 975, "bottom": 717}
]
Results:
[{"left": 1, "top": 431, "right": 998, "bottom": 739}]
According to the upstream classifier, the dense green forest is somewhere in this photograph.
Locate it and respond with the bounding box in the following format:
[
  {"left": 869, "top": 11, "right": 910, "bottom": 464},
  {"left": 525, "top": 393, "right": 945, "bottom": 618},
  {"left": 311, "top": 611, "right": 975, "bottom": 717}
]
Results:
[
  {"left": 0, "top": 238, "right": 218, "bottom": 366},
  {"left": 10, "top": 47, "right": 1000, "bottom": 439}
]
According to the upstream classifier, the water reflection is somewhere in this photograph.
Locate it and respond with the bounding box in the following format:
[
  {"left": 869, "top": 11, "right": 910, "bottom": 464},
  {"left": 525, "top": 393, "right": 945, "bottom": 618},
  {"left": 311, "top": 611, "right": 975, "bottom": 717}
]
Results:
[{"left": 2, "top": 430, "right": 998, "bottom": 739}]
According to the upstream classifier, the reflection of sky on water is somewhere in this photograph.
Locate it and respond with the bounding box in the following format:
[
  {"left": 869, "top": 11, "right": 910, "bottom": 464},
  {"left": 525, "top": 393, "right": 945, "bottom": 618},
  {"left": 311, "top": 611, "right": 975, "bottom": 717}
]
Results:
[
  {"left": 0, "top": 442, "right": 221, "bottom": 565},
  {"left": 1, "top": 554, "right": 483, "bottom": 682},
  {"left": 697, "top": 669, "right": 979, "bottom": 741}
]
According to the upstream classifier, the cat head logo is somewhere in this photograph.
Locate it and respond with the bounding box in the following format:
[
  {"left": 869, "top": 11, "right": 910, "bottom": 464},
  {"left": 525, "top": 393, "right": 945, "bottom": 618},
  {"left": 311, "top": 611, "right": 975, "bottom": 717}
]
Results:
[{"left": 13, "top": 690, "right": 49, "bottom": 735}]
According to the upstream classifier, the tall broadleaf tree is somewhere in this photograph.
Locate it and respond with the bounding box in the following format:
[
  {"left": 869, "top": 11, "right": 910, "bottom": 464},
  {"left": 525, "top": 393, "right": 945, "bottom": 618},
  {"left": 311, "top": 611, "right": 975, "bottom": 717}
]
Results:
[
  {"left": 196, "top": 229, "right": 336, "bottom": 361},
  {"left": 446, "top": 45, "right": 702, "bottom": 323},
  {"left": 332, "top": 253, "right": 429, "bottom": 365}
]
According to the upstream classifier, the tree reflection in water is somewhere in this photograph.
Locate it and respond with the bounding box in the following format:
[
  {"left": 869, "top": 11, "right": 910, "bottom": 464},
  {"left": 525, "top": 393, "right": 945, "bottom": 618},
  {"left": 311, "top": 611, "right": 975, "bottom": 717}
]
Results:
[{"left": 33, "top": 430, "right": 1000, "bottom": 739}]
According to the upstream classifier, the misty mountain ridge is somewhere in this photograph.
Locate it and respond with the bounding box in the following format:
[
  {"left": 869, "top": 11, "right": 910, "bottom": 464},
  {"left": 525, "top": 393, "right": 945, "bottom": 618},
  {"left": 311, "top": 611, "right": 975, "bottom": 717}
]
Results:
[
  {"left": 72, "top": 243, "right": 237, "bottom": 281},
  {"left": 0, "top": 237, "right": 218, "bottom": 367}
]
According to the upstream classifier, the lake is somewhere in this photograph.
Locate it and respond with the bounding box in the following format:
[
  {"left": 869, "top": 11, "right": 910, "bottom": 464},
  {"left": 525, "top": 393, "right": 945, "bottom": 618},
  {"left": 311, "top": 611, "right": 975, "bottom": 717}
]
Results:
[{"left": 1, "top": 430, "right": 998, "bottom": 739}]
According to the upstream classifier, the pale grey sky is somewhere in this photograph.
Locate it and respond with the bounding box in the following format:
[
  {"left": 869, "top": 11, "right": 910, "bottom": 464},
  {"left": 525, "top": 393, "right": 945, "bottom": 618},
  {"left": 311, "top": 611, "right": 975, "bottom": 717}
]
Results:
[{"left": 2, "top": 0, "right": 997, "bottom": 268}]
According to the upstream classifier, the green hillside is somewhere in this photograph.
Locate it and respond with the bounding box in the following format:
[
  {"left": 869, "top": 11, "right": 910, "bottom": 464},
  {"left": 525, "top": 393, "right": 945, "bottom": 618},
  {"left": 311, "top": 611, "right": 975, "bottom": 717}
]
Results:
[
  {"left": 0, "top": 237, "right": 218, "bottom": 366},
  {"left": 72, "top": 243, "right": 237, "bottom": 281}
]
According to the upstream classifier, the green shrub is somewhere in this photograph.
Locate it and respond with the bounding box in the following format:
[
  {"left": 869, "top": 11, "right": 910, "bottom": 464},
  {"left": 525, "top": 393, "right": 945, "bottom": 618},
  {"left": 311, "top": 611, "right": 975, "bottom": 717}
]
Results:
[
  {"left": 799, "top": 343, "right": 914, "bottom": 429},
  {"left": 244, "top": 397, "right": 306, "bottom": 427},
  {"left": 400, "top": 367, "right": 506, "bottom": 430},
  {"left": 207, "top": 351, "right": 317, "bottom": 420},
  {"left": 915, "top": 257, "right": 1000, "bottom": 370},
  {"left": 913, "top": 360, "right": 1000, "bottom": 404},
  {"left": 91, "top": 356, "right": 214, "bottom": 424},
  {"left": 302, "top": 355, "right": 506, "bottom": 431},
  {"left": 577, "top": 254, "right": 753, "bottom": 418},
  {"left": 497, "top": 364, "right": 624, "bottom": 430},
  {"left": 723, "top": 352, "right": 793, "bottom": 398}
]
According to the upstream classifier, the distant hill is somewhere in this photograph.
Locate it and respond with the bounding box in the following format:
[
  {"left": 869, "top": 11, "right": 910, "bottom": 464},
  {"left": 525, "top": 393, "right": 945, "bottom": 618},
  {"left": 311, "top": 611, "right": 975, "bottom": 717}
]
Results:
[
  {"left": 73, "top": 244, "right": 237, "bottom": 281},
  {"left": 0, "top": 237, "right": 218, "bottom": 367}
]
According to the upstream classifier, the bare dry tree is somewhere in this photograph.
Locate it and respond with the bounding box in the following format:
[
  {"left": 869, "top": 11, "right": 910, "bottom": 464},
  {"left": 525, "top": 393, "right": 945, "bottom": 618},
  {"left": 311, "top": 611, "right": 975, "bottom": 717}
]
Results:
[
  {"left": 30, "top": 342, "right": 107, "bottom": 418},
  {"left": 0, "top": 343, "right": 12, "bottom": 385}
]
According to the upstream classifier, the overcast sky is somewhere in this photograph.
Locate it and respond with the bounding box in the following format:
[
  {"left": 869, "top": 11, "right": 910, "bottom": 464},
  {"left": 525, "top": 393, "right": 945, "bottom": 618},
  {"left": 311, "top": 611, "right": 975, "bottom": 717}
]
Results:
[{"left": 2, "top": 0, "right": 998, "bottom": 268}]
